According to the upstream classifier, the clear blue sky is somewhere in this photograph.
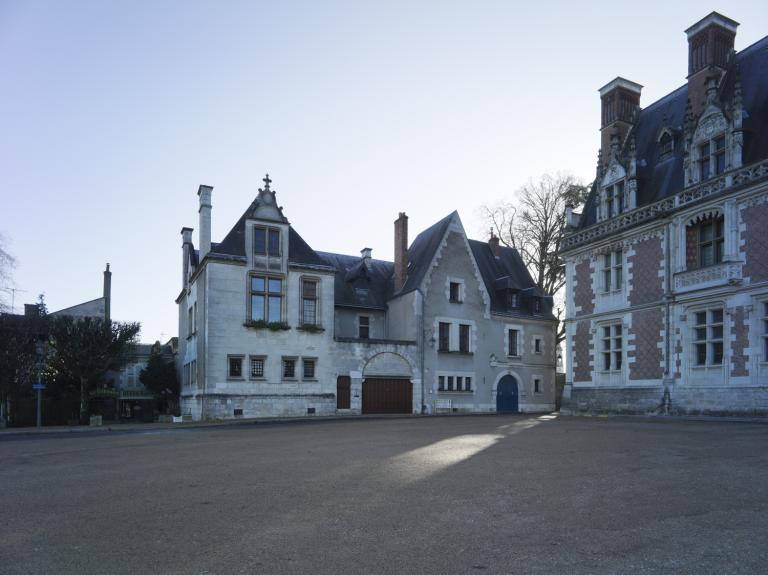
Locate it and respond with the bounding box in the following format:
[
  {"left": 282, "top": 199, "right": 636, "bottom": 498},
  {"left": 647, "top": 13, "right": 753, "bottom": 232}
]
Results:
[{"left": 2, "top": 1, "right": 766, "bottom": 342}]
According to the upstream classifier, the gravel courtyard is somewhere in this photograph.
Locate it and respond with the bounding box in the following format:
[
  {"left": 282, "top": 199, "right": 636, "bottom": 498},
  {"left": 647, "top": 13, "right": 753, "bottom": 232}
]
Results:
[{"left": 1, "top": 414, "right": 767, "bottom": 575}]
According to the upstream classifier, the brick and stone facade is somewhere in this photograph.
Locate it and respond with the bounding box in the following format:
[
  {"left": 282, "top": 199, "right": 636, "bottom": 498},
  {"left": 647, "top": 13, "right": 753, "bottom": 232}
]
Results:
[{"left": 561, "top": 12, "right": 768, "bottom": 415}]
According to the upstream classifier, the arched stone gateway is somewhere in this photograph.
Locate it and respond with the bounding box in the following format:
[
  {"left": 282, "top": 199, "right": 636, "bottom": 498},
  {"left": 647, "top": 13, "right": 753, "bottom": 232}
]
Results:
[{"left": 361, "top": 352, "right": 414, "bottom": 414}]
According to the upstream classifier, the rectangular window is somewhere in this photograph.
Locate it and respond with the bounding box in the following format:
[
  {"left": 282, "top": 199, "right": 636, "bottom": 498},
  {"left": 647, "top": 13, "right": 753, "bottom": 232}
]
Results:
[
  {"left": 507, "top": 291, "right": 519, "bottom": 308},
  {"left": 700, "top": 142, "right": 711, "bottom": 180},
  {"left": 250, "top": 357, "right": 264, "bottom": 378},
  {"left": 534, "top": 378, "right": 541, "bottom": 393},
  {"left": 714, "top": 136, "right": 726, "bottom": 175},
  {"left": 693, "top": 308, "right": 724, "bottom": 366},
  {"left": 250, "top": 276, "right": 283, "bottom": 322},
  {"left": 191, "top": 360, "right": 197, "bottom": 387},
  {"left": 358, "top": 315, "right": 370, "bottom": 339},
  {"left": 763, "top": 302, "right": 768, "bottom": 362},
  {"left": 615, "top": 181, "right": 625, "bottom": 214},
  {"left": 447, "top": 376, "right": 454, "bottom": 391},
  {"left": 193, "top": 302, "right": 197, "bottom": 333},
  {"left": 459, "top": 324, "right": 470, "bottom": 353},
  {"left": 465, "top": 376, "right": 472, "bottom": 391},
  {"left": 228, "top": 356, "right": 243, "bottom": 378},
  {"left": 254, "top": 226, "right": 281, "bottom": 256},
  {"left": 602, "top": 251, "right": 623, "bottom": 292},
  {"left": 601, "top": 324, "right": 623, "bottom": 372},
  {"left": 698, "top": 218, "right": 724, "bottom": 268},
  {"left": 508, "top": 329, "right": 519, "bottom": 356},
  {"left": 456, "top": 376, "right": 463, "bottom": 391},
  {"left": 188, "top": 306, "right": 194, "bottom": 336},
  {"left": 282, "top": 358, "right": 296, "bottom": 379},
  {"left": 449, "top": 282, "right": 462, "bottom": 302},
  {"left": 438, "top": 322, "right": 450, "bottom": 352},
  {"left": 302, "top": 280, "right": 318, "bottom": 325},
  {"left": 534, "top": 338, "right": 542, "bottom": 353},
  {"left": 606, "top": 186, "right": 614, "bottom": 218},
  {"left": 303, "top": 359, "right": 315, "bottom": 379},
  {"left": 438, "top": 376, "right": 445, "bottom": 391}
]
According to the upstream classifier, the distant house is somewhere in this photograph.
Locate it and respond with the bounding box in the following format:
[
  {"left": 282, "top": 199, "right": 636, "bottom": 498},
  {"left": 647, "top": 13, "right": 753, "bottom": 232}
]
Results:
[
  {"left": 176, "top": 176, "right": 557, "bottom": 420},
  {"left": 561, "top": 12, "right": 768, "bottom": 415}
]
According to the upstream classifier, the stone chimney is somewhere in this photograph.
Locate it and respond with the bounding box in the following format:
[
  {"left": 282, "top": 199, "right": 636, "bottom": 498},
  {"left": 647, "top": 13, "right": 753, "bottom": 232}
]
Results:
[
  {"left": 394, "top": 213, "right": 408, "bottom": 292},
  {"left": 361, "top": 247, "right": 373, "bottom": 270},
  {"left": 197, "top": 185, "right": 213, "bottom": 260},
  {"left": 488, "top": 230, "right": 501, "bottom": 257},
  {"left": 181, "top": 227, "right": 193, "bottom": 286},
  {"left": 103, "top": 263, "right": 111, "bottom": 323},
  {"left": 686, "top": 12, "right": 738, "bottom": 117},
  {"left": 598, "top": 77, "right": 642, "bottom": 169}
]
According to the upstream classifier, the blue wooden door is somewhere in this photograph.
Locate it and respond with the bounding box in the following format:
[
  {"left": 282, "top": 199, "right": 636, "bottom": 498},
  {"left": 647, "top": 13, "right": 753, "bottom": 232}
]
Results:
[{"left": 496, "top": 375, "right": 519, "bottom": 413}]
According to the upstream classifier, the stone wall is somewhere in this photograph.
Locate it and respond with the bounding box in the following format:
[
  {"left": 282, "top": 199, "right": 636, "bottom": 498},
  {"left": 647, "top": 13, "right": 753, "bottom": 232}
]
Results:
[
  {"left": 741, "top": 202, "right": 768, "bottom": 283},
  {"left": 573, "top": 259, "right": 594, "bottom": 316}
]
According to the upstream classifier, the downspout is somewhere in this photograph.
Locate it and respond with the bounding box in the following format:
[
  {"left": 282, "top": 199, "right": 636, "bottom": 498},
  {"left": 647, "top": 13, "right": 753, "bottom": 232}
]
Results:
[
  {"left": 662, "top": 220, "right": 673, "bottom": 413},
  {"left": 416, "top": 287, "right": 426, "bottom": 414}
]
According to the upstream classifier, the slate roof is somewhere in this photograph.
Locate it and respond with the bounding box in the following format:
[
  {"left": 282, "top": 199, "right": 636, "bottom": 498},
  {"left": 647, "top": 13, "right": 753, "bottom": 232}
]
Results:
[
  {"left": 578, "top": 34, "right": 768, "bottom": 229},
  {"left": 399, "top": 212, "right": 455, "bottom": 295},
  {"left": 316, "top": 252, "right": 394, "bottom": 309}
]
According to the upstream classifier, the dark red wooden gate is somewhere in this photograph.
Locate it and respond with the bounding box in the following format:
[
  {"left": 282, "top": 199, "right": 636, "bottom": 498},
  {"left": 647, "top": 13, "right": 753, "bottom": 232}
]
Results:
[
  {"left": 362, "top": 378, "right": 412, "bottom": 414},
  {"left": 336, "top": 376, "right": 351, "bottom": 409}
]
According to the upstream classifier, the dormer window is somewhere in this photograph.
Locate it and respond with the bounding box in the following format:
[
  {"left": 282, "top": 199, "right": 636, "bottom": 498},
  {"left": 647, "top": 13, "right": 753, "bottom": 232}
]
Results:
[
  {"left": 699, "top": 136, "right": 726, "bottom": 180},
  {"left": 254, "top": 226, "right": 281, "bottom": 256},
  {"left": 506, "top": 291, "right": 520, "bottom": 309},
  {"left": 604, "top": 180, "right": 625, "bottom": 218},
  {"left": 659, "top": 131, "right": 674, "bottom": 160}
]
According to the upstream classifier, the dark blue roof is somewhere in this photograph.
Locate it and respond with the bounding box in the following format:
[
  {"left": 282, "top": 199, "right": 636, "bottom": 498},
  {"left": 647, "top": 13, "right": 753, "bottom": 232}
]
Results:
[
  {"left": 579, "top": 35, "right": 768, "bottom": 228},
  {"left": 317, "top": 252, "right": 394, "bottom": 309},
  {"left": 399, "top": 212, "right": 455, "bottom": 295}
]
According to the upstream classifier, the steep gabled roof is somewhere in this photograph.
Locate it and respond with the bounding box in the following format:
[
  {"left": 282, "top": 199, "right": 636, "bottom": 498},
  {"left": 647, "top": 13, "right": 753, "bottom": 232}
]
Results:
[
  {"left": 399, "top": 211, "right": 456, "bottom": 295},
  {"left": 578, "top": 34, "right": 768, "bottom": 229}
]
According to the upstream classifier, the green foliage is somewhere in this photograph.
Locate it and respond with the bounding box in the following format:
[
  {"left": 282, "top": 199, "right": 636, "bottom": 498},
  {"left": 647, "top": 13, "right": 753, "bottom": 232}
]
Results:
[
  {"left": 48, "top": 316, "right": 140, "bottom": 421},
  {"left": 243, "top": 320, "right": 291, "bottom": 331},
  {"left": 297, "top": 324, "right": 324, "bottom": 333},
  {"left": 0, "top": 312, "right": 47, "bottom": 424},
  {"left": 139, "top": 345, "right": 178, "bottom": 401}
]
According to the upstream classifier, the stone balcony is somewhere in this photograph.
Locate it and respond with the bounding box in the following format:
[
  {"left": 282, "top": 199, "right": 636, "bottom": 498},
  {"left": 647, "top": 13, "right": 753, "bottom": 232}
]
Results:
[{"left": 674, "top": 261, "right": 743, "bottom": 293}]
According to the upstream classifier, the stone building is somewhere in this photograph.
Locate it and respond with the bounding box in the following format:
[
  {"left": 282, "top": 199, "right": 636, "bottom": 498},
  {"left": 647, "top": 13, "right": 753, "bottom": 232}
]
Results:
[
  {"left": 176, "top": 176, "right": 557, "bottom": 420},
  {"left": 561, "top": 12, "right": 768, "bottom": 415}
]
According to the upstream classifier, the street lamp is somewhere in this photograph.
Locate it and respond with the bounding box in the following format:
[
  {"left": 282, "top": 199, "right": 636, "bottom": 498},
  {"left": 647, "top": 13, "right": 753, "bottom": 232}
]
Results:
[{"left": 33, "top": 336, "right": 47, "bottom": 428}]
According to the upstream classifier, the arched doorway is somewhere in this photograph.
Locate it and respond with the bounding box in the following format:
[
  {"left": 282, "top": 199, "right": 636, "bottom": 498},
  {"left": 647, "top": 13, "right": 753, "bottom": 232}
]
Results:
[
  {"left": 362, "top": 352, "right": 413, "bottom": 414},
  {"left": 496, "top": 375, "right": 519, "bottom": 413}
]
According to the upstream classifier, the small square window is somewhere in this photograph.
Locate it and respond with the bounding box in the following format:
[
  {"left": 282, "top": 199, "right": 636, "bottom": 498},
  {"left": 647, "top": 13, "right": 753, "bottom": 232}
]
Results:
[
  {"left": 282, "top": 359, "right": 296, "bottom": 379},
  {"left": 250, "top": 357, "right": 264, "bottom": 378},
  {"left": 303, "top": 359, "right": 316, "bottom": 379},
  {"left": 228, "top": 356, "right": 243, "bottom": 378},
  {"left": 449, "top": 282, "right": 462, "bottom": 303},
  {"left": 359, "top": 316, "right": 370, "bottom": 339}
]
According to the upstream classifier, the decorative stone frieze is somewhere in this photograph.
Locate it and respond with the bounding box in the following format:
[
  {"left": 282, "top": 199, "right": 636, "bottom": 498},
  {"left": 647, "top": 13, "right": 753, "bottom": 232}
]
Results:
[{"left": 673, "top": 261, "right": 743, "bottom": 292}]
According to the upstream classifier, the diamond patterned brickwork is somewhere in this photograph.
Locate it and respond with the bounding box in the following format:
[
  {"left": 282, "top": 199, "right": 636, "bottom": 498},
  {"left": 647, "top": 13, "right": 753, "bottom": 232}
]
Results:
[
  {"left": 573, "top": 320, "right": 593, "bottom": 382},
  {"left": 574, "top": 259, "right": 594, "bottom": 316},
  {"left": 628, "top": 237, "right": 664, "bottom": 307},
  {"left": 731, "top": 306, "right": 749, "bottom": 377},
  {"left": 628, "top": 308, "right": 664, "bottom": 380},
  {"left": 741, "top": 203, "right": 768, "bottom": 283}
]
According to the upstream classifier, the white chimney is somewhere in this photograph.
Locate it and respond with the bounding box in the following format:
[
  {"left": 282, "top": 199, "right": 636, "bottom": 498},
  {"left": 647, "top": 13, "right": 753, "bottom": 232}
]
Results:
[
  {"left": 197, "top": 185, "right": 213, "bottom": 260},
  {"left": 181, "top": 227, "right": 193, "bottom": 285}
]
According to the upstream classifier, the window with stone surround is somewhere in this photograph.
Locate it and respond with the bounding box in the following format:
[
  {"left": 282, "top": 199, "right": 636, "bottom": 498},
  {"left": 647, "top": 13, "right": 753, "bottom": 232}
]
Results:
[
  {"left": 301, "top": 279, "right": 318, "bottom": 326},
  {"left": 358, "top": 315, "right": 370, "bottom": 339},
  {"left": 604, "top": 180, "right": 625, "bottom": 218},
  {"left": 228, "top": 355, "right": 244, "bottom": 379},
  {"left": 438, "top": 322, "right": 450, "bottom": 352},
  {"left": 449, "top": 281, "right": 462, "bottom": 303},
  {"left": 686, "top": 215, "right": 724, "bottom": 270},
  {"left": 601, "top": 323, "right": 623, "bottom": 372},
  {"left": 693, "top": 308, "right": 724, "bottom": 366},
  {"left": 302, "top": 358, "right": 316, "bottom": 380},
  {"left": 459, "top": 324, "right": 470, "bottom": 353},
  {"left": 763, "top": 302, "right": 768, "bottom": 363},
  {"left": 282, "top": 357, "right": 297, "bottom": 380},
  {"left": 249, "top": 356, "right": 265, "bottom": 379},
  {"left": 534, "top": 378, "right": 541, "bottom": 393},
  {"left": 508, "top": 328, "right": 520, "bottom": 357},
  {"left": 699, "top": 136, "right": 726, "bottom": 181},
  {"left": 437, "top": 374, "right": 473, "bottom": 392},
  {"left": 534, "top": 337, "right": 542, "bottom": 354},
  {"left": 601, "top": 250, "right": 623, "bottom": 292},
  {"left": 250, "top": 276, "right": 283, "bottom": 322},
  {"left": 254, "top": 226, "right": 281, "bottom": 257}
]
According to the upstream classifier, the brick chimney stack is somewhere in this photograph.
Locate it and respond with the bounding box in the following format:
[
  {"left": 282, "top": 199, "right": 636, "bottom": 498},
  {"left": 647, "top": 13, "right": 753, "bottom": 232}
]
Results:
[
  {"left": 686, "top": 12, "right": 738, "bottom": 117},
  {"left": 488, "top": 230, "right": 501, "bottom": 257},
  {"left": 197, "top": 185, "right": 213, "bottom": 260},
  {"left": 394, "top": 213, "right": 408, "bottom": 292},
  {"left": 598, "top": 77, "right": 642, "bottom": 170},
  {"left": 361, "top": 247, "right": 373, "bottom": 270}
]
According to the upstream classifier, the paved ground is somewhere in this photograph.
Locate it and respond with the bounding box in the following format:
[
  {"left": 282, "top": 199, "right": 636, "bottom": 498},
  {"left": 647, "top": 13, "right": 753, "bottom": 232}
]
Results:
[{"left": 1, "top": 415, "right": 767, "bottom": 575}]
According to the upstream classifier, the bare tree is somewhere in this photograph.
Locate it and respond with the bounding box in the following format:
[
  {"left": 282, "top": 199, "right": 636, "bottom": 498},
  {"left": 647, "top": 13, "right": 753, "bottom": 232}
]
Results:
[
  {"left": 481, "top": 173, "right": 590, "bottom": 345},
  {"left": 0, "top": 234, "right": 16, "bottom": 313}
]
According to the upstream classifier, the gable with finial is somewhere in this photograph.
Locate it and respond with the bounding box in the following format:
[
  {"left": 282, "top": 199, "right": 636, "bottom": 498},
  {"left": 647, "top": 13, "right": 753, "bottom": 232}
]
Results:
[{"left": 251, "top": 174, "right": 289, "bottom": 223}]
